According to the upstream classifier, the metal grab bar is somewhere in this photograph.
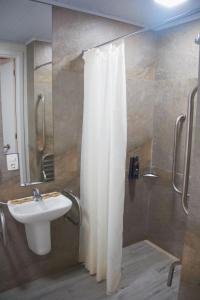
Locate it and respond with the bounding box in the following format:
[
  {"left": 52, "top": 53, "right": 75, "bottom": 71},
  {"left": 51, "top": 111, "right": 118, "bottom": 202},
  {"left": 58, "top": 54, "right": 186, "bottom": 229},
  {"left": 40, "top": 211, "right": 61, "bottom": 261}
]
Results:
[
  {"left": 36, "top": 94, "right": 46, "bottom": 152},
  {"left": 181, "top": 86, "right": 198, "bottom": 215},
  {"left": 172, "top": 114, "right": 186, "bottom": 194},
  {"left": 167, "top": 260, "right": 181, "bottom": 287},
  {"left": 62, "top": 190, "right": 82, "bottom": 226},
  {"left": 0, "top": 206, "right": 7, "bottom": 247}
]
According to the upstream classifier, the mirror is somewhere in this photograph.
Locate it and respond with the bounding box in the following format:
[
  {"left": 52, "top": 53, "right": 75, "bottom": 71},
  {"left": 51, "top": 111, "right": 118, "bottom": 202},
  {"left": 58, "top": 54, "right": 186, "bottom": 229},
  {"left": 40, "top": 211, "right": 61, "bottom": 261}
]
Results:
[
  {"left": 0, "top": 0, "right": 53, "bottom": 185},
  {"left": 27, "top": 41, "right": 53, "bottom": 183}
]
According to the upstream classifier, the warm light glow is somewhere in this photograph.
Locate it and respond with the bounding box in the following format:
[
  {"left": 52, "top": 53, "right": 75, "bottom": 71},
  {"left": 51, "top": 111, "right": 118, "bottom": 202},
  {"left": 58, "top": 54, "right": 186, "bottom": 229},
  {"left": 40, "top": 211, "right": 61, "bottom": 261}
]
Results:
[{"left": 154, "top": 0, "right": 188, "bottom": 8}]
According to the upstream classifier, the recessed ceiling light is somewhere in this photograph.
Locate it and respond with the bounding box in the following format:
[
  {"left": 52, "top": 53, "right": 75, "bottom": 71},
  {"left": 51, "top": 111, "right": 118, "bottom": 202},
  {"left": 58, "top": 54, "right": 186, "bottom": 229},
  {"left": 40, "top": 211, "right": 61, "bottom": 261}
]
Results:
[{"left": 154, "top": 0, "right": 188, "bottom": 8}]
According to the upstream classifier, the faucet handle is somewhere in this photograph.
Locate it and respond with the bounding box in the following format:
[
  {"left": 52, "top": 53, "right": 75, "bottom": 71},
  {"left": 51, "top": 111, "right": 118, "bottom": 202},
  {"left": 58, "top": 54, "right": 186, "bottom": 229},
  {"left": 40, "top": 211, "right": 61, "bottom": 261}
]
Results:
[
  {"left": 33, "top": 188, "right": 40, "bottom": 195},
  {"left": 32, "top": 188, "right": 42, "bottom": 201}
]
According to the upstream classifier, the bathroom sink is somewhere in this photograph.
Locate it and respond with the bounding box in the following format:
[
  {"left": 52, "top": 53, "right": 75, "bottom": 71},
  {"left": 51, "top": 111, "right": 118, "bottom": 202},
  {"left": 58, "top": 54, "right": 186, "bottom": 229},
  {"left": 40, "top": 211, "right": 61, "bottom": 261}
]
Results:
[
  {"left": 8, "top": 194, "right": 72, "bottom": 224},
  {"left": 8, "top": 192, "right": 72, "bottom": 255}
]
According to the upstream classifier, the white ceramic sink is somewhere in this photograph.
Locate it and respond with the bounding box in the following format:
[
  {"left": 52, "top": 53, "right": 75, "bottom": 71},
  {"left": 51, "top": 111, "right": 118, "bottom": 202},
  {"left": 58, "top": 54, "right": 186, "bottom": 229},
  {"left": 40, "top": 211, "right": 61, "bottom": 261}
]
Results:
[
  {"left": 8, "top": 194, "right": 72, "bottom": 224},
  {"left": 8, "top": 193, "right": 72, "bottom": 255}
]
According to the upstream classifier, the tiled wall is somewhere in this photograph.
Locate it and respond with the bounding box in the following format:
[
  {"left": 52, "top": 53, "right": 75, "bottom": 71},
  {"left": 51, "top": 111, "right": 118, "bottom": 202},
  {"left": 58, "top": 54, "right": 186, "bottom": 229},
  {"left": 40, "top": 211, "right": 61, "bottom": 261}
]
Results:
[
  {"left": 123, "top": 19, "right": 200, "bottom": 256},
  {"left": 177, "top": 33, "right": 200, "bottom": 300},
  {"left": 148, "top": 20, "right": 199, "bottom": 258},
  {"left": 124, "top": 33, "right": 157, "bottom": 245},
  {"left": 178, "top": 73, "right": 200, "bottom": 300},
  {"left": 52, "top": 7, "right": 157, "bottom": 248}
]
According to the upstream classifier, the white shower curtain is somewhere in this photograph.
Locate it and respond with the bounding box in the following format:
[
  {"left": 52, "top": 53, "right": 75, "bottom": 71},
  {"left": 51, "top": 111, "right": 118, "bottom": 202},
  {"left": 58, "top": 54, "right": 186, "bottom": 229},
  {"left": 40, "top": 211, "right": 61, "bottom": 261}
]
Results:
[{"left": 79, "top": 41, "right": 127, "bottom": 294}]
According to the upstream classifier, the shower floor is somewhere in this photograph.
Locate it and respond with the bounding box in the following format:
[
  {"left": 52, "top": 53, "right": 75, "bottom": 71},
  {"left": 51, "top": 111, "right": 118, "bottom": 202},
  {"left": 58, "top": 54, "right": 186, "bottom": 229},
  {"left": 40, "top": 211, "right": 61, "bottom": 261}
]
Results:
[{"left": 0, "top": 240, "right": 181, "bottom": 300}]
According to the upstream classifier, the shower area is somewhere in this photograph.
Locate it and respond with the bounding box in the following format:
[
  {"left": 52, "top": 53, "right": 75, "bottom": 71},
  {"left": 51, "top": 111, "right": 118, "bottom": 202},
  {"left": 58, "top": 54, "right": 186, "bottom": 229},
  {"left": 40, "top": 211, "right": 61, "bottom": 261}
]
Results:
[
  {"left": 122, "top": 18, "right": 199, "bottom": 300},
  {"left": 77, "top": 11, "right": 200, "bottom": 299}
]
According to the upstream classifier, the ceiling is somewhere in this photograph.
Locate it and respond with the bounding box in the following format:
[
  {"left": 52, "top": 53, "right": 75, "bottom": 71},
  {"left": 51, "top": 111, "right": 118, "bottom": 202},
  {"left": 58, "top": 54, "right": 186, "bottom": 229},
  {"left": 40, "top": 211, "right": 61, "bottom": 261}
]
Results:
[
  {"left": 0, "top": 0, "right": 200, "bottom": 44},
  {"left": 0, "top": 0, "right": 52, "bottom": 44},
  {"left": 37, "top": 0, "right": 200, "bottom": 27}
]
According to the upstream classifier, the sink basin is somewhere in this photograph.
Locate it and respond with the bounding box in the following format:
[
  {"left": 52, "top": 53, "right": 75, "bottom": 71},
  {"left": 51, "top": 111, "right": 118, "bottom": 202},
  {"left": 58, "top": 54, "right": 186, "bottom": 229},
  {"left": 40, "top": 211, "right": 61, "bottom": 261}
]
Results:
[
  {"left": 8, "top": 192, "right": 72, "bottom": 255},
  {"left": 8, "top": 194, "right": 72, "bottom": 224}
]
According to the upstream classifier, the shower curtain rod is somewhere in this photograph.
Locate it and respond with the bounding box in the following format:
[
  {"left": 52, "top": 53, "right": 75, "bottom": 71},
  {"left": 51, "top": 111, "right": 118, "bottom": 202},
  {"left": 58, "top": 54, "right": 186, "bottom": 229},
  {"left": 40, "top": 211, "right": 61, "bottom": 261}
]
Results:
[{"left": 83, "top": 7, "right": 200, "bottom": 53}]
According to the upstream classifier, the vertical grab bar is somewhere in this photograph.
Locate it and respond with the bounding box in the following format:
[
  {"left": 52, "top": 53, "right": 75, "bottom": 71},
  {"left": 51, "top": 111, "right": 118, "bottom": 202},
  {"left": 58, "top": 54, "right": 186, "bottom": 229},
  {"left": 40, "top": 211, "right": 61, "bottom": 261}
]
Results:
[
  {"left": 0, "top": 206, "right": 7, "bottom": 247},
  {"left": 172, "top": 114, "right": 186, "bottom": 194},
  {"left": 181, "top": 86, "right": 198, "bottom": 215},
  {"left": 36, "top": 94, "right": 46, "bottom": 152}
]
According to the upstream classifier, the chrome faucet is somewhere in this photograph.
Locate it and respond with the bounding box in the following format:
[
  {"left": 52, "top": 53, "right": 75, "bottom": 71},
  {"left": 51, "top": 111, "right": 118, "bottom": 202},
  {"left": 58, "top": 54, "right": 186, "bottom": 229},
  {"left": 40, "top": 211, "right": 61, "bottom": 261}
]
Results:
[{"left": 32, "top": 188, "right": 42, "bottom": 202}]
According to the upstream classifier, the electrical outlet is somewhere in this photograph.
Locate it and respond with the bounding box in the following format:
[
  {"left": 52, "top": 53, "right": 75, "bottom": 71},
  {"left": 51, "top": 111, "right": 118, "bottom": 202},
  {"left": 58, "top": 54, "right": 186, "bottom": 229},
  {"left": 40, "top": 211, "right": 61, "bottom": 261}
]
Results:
[{"left": 6, "top": 153, "right": 19, "bottom": 170}]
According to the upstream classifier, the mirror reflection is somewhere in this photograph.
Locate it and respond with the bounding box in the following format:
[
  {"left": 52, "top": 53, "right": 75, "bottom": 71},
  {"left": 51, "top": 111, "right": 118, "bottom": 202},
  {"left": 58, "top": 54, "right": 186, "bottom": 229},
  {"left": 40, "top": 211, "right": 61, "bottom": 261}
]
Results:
[
  {"left": 27, "top": 41, "right": 53, "bottom": 183},
  {"left": 0, "top": 0, "right": 53, "bottom": 185}
]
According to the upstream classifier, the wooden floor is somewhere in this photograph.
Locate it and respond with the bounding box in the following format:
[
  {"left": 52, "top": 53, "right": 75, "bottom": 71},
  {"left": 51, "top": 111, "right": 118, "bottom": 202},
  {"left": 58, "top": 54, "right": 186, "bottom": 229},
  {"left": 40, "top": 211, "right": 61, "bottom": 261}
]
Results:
[{"left": 0, "top": 240, "right": 181, "bottom": 300}]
